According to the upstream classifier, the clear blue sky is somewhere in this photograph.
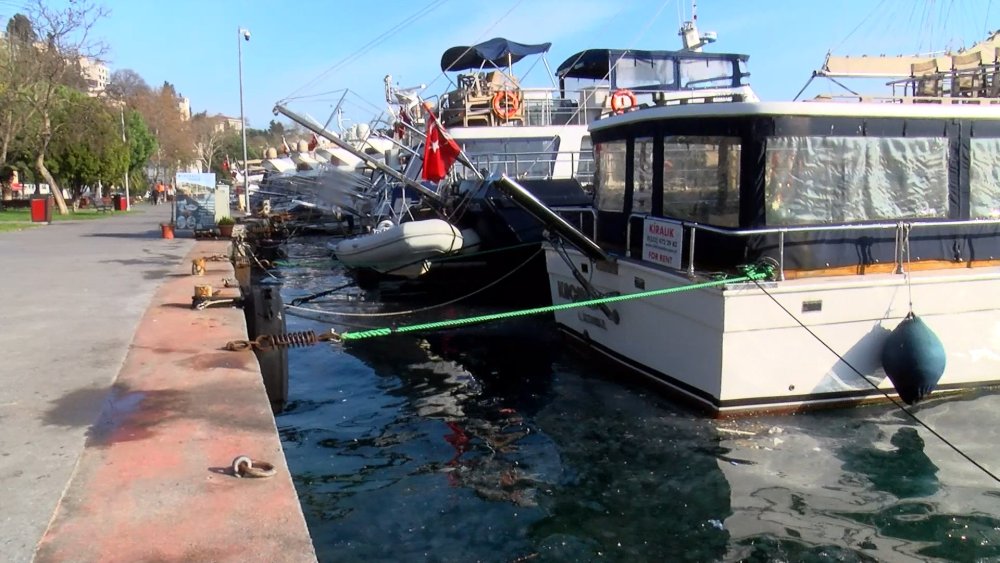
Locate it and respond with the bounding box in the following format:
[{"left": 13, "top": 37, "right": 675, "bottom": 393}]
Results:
[{"left": 14, "top": 0, "right": 996, "bottom": 130}]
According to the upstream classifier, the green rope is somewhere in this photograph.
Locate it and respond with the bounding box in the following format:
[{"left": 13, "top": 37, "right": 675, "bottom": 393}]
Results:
[{"left": 339, "top": 263, "right": 773, "bottom": 341}]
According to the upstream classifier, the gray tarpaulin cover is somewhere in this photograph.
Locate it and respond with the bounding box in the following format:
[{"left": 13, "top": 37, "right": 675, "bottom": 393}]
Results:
[{"left": 765, "top": 136, "right": 949, "bottom": 225}]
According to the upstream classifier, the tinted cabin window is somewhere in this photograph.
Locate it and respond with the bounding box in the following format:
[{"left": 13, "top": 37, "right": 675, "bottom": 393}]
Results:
[
  {"left": 679, "top": 58, "right": 735, "bottom": 89},
  {"left": 970, "top": 138, "right": 1000, "bottom": 219},
  {"left": 577, "top": 135, "right": 595, "bottom": 184},
  {"left": 633, "top": 137, "right": 655, "bottom": 213},
  {"left": 765, "top": 136, "right": 948, "bottom": 225},
  {"left": 595, "top": 140, "right": 627, "bottom": 212},
  {"left": 614, "top": 57, "right": 675, "bottom": 90},
  {"left": 661, "top": 136, "right": 741, "bottom": 226}
]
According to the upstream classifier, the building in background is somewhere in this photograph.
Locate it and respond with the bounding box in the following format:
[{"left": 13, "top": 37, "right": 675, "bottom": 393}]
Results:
[{"left": 78, "top": 56, "right": 108, "bottom": 96}]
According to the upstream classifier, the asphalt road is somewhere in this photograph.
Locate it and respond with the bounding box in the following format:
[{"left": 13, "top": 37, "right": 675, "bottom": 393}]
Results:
[{"left": 0, "top": 203, "right": 193, "bottom": 562}]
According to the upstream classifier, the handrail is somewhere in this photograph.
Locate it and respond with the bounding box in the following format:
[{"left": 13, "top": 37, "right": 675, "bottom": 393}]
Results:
[
  {"left": 551, "top": 206, "right": 598, "bottom": 241},
  {"left": 625, "top": 214, "right": 1000, "bottom": 280}
]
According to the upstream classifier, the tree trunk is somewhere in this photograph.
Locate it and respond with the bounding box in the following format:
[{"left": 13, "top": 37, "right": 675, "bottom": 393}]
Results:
[
  {"left": 36, "top": 113, "right": 68, "bottom": 215},
  {"left": 36, "top": 152, "right": 68, "bottom": 215}
]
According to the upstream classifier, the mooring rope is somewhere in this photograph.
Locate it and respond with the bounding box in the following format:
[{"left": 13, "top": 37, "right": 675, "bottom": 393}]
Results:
[
  {"left": 285, "top": 247, "right": 544, "bottom": 319},
  {"left": 333, "top": 264, "right": 772, "bottom": 341}
]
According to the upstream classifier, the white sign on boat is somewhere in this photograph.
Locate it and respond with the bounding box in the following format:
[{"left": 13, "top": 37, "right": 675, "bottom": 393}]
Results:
[{"left": 642, "top": 217, "right": 683, "bottom": 268}]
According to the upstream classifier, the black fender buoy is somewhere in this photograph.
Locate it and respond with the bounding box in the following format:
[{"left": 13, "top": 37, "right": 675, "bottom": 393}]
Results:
[{"left": 881, "top": 313, "right": 946, "bottom": 405}]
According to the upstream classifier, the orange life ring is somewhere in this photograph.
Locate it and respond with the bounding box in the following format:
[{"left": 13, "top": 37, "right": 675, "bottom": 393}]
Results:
[
  {"left": 610, "top": 88, "right": 637, "bottom": 114},
  {"left": 491, "top": 90, "right": 520, "bottom": 120}
]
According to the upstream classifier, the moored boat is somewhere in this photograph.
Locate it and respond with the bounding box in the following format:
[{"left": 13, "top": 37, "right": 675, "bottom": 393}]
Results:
[{"left": 526, "top": 35, "right": 1000, "bottom": 416}]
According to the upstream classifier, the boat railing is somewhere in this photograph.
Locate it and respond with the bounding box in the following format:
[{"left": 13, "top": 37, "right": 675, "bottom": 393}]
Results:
[
  {"left": 625, "top": 213, "right": 1000, "bottom": 280},
  {"left": 439, "top": 83, "right": 757, "bottom": 128},
  {"left": 458, "top": 150, "right": 594, "bottom": 183},
  {"left": 552, "top": 207, "right": 598, "bottom": 241},
  {"left": 809, "top": 93, "right": 1000, "bottom": 105}
]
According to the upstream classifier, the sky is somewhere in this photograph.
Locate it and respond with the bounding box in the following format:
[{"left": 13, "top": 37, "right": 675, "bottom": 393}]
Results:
[{"left": 5, "top": 0, "right": 995, "bottom": 132}]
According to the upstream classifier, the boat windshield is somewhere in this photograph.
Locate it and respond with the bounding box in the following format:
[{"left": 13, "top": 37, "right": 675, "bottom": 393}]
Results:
[{"left": 456, "top": 137, "right": 562, "bottom": 179}]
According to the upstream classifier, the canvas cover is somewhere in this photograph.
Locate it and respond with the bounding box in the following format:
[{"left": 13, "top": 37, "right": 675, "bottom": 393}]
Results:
[{"left": 440, "top": 38, "right": 551, "bottom": 72}]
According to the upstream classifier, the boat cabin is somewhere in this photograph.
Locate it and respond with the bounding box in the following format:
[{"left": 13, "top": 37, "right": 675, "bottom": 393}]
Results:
[
  {"left": 556, "top": 48, "right": 756, "bottom": 122},
  {"left": 587, "top": 102, "right": 1000, "bottom": 277},
  {"left": 437, "top": 38, "right": 552, "bottom": 128}
]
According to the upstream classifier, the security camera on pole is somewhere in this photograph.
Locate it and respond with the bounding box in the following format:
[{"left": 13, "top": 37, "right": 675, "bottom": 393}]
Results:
[{"left": 237, "top": 26, "right": 251, "bottom": 213}]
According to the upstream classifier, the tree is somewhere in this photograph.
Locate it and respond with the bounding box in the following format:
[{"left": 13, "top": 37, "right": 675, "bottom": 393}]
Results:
[
  {"left": 0, "top": 1, "right": 108, "bottom": 213},
  {"left": 128, "top": 81, "right": 193, "bottom": 183},
  {"left": 46, "top": 87, "right": 127, "bottom": 197},
  {"left": 191, "top": 112, "right": 230, "bottom": 175},
  {"left": 123, "top": 107, "right": 156, "bottom": 194},
  {"left": 106, "top": 68, "right": 149, "bottom": 102}
]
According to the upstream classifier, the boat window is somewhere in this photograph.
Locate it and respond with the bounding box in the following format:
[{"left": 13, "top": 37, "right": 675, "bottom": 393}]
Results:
[
  {"left": 613, "top": 56, "right": 675, "bottom": 91},
  {"left": 662, "top": 136, "right": 741, "bottom": 226},
  {"left": 595, "top": 140, "right": 627, "bottom": 212},
  {"left": 576, "top": 135, "right": 595, "bottom": 183},
  {"left": 633, "top": 138, "right": 655, "bottom": 213},
  {"left": 970, "top": 139, "right": 1000, "bottom": 219},
  {"left": 679, "top": 58, "right": 735, "bottom": 89},
  {"left": 765, "top": 136, "right": 948, "bottom": 225},
  {"left": 460, "top": 137, "right": 561, "bottom": 179}
]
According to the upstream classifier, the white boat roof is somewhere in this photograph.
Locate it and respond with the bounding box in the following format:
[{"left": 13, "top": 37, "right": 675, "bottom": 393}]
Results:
[{"left": 591, "top": 101, "right": 1000, "bottom": 132}]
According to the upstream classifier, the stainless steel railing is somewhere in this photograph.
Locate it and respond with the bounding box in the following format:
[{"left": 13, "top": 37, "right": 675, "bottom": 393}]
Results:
[{"left": 625, "top": 213, "right": 1000, "bottom": 280}]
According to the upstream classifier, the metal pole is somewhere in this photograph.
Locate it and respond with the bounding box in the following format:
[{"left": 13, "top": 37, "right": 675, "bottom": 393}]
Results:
[
  {"left": 120, "top": 104, "right": 130, "bottom": 210},
  {"left": 238, "top": 26, "right": 250, "bottom": 213},
  {"left": 273, "top": 103, "right": 445, "bottom": 205}
]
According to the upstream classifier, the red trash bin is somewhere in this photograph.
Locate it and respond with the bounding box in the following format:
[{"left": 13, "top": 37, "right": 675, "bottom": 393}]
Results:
[{"left": 30, "top": 196, "right": 51, "bottom": 223}]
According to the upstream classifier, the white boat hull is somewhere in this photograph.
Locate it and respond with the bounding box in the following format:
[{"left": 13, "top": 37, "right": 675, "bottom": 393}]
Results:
[
  {"left": 545, "top": 247, "right": 1000, "bottom": 415},
  {"left": 334, "top": 219, "right": 475, "bottom": 277}
]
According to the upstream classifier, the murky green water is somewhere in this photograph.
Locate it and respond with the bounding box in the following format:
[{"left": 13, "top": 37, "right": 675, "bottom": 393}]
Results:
[{"left": 274, "top": 237, "right": 1000, "bottom": 562}]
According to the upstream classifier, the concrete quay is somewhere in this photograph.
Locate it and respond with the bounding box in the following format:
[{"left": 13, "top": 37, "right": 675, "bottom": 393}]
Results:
[{"left": 0, "top": 204, "right": 316, "bottom": 562}]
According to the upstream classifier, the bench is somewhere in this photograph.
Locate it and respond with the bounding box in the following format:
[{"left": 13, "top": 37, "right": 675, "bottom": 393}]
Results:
[{"left": 93, "top": 197, "right": 113, "bottom": 213}]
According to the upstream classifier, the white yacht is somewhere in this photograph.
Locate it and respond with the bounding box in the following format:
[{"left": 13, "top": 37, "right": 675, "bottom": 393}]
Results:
[{"left": 523, "top": 33, "right": 1000, "bottom": 415}]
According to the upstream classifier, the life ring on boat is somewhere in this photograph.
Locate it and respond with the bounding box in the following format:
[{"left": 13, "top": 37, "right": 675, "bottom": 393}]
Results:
[
  {"left": 491, "top": 91, "right": 520, "bottom": 120},
  {"left": 610, "top": 88, "right": 637, "bottom": 114}
]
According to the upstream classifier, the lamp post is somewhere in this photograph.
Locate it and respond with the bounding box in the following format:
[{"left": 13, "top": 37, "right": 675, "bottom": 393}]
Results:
[
  {"left": 237, "top": 26, "right": 250, "bottom": 213},
  {"left": 119, "top": 103, "right": 130, "bottom": 211}
]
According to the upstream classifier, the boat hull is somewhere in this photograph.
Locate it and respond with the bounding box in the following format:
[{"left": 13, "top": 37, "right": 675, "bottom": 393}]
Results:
[{"left": 545, "top": 247, "right": 1000, "bottom": 415}]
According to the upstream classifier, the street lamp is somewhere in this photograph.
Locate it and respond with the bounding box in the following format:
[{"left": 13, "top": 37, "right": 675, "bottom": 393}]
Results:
[
  {"left": 237, "top": 26, "right": 251, "bottom": 213},
  {"left": 119, "top": 103, "right": 131, "bottom": 210}
]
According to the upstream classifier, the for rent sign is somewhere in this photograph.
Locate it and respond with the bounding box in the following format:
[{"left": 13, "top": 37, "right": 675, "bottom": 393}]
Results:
[{"left": 642, "top": 217, "right": 683, "bottom": 268}]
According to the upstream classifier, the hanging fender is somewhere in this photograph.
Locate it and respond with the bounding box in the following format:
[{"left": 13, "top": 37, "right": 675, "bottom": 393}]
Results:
[
  {"left": 610, "top": 88, "right": 638, "bottom": 114},
  {"left": 881, "top": 312, "right": 947, "bottom": 405}
]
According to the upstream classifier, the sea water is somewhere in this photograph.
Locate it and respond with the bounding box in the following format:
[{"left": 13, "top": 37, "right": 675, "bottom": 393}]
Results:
[{"left": 274, "top": 236, "right": 1000, "bottom": 562}]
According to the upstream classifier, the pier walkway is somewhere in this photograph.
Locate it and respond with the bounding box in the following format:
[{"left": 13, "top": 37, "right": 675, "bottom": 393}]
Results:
[{"left": 0, "top": 204, "right": 315, "bottom": 562}]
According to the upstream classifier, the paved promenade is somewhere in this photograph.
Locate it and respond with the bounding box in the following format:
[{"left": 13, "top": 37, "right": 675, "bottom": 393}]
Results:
[{"left": 0, "top": 204, "right": 315, "bottom": 562}]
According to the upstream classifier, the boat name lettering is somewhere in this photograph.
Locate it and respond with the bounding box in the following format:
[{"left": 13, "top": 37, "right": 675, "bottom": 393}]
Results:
[{"left": 557, "top": 281, "right": 600, "bottom": 308}]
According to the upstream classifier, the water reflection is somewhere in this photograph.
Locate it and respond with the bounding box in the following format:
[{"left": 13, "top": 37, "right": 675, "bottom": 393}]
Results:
[
  {"left": 840, "top": 426, "right": 939, "bottom": 499},
  {"left": 274, "top": 236, "right": 1000, "bottom": 562}
]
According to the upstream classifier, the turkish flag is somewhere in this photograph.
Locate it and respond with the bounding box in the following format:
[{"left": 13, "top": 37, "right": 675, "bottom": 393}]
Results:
[
  {"left": 307, "top": 133, "right": 318, "bottom": 151},
  {"left": 421, "top": 112, "right": 460, "bottom": 182}
]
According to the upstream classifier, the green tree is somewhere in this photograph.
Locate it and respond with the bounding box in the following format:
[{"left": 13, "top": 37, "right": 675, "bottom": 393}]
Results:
[{"left": 46, "top": 88, "right": 126, "bottom": 197}]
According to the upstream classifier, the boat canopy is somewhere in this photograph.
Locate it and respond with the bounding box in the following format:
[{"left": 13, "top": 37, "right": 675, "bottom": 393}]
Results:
[
  {"left": 556, "top": 49, "right": 749, "bottom": 90},
  {"left": 819, "top": 30, "right": 1000, "bottom": 78},
  {"left": 440, "top": 38, "right": 552, "bottom": 72}
]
